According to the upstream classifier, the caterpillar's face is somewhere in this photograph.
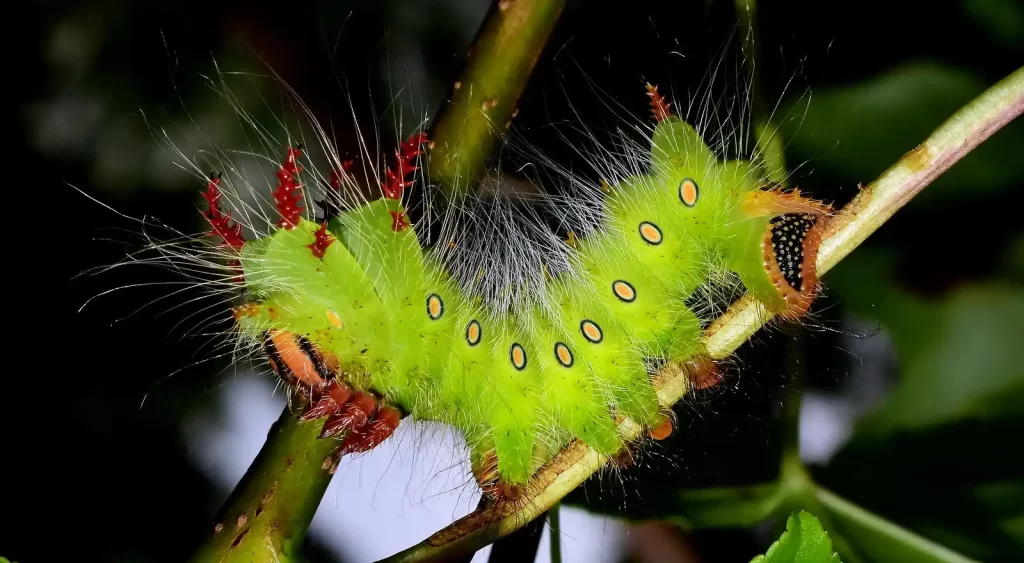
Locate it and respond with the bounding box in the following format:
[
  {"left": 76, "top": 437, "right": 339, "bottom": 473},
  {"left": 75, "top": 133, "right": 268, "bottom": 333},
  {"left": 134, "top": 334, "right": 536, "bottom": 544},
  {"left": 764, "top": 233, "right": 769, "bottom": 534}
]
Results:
[{"left": 762, "top": 212, "right": 828, "bottom": 318}]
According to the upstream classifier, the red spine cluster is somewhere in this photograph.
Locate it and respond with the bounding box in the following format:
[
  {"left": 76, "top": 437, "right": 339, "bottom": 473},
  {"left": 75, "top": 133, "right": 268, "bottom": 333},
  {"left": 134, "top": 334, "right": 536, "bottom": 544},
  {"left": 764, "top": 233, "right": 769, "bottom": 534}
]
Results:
[
  {"left": 645, "top": 83, "right": 673, "bottom": 122},
  {"left": 273, "top": 146, "right": 305, "bottom": 229},
  {"left": 389, "top": 210, "right": 411, "bottom": 232},
  {"left": 381, "top": 132, "right": 428, "bottom": 200},
  {"left": 307, "top": 222, "right": 335, "bottom": 259},
  {"left": 201, "top": 173, "right": 245, "bottom": 250}
]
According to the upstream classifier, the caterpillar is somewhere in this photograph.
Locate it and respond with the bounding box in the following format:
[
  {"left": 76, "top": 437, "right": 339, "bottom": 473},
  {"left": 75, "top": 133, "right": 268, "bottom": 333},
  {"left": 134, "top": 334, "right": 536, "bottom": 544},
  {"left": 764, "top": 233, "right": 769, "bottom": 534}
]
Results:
[{"left": 172, "top": 73, "right": 833, "bottom": 500}]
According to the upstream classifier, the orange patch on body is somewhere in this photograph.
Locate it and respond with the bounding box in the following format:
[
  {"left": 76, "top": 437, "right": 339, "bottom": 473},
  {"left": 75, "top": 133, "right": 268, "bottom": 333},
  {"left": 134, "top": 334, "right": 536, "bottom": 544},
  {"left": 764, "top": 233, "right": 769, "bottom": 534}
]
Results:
[
  {"left": 232, "top": 303, "right": 261, "bottom": 320},
  {"left": 326, "top": 310, "right": 343, "bottom": 329},
  {"left": 268, "top": 331, "right": 324, "bottom": 388}
]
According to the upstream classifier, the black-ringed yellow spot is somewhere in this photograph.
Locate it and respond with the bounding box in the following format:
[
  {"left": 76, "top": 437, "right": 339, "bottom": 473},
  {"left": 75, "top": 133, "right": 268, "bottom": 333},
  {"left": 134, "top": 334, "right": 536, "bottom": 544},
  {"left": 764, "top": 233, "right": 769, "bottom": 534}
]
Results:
[
  {"left": 580, "top": 320, "right": 603, "bottom": 343},
  {"left": 466, "top": 320, "right": 481, "bottom": 346},
  {"left": 679, "top": 178, "right": 699, "bottom": 207},
  {"left": 426, "top": 294, "right": 444, "bottom": 320},
  {"left": 326, "top": 310, "right": 343, "bottom": 329},
  {"left": 638, "top": 221, "right": 663, "bottom": 245},
  {"left": 554, "top": 342, "right": 574, "bottom": 368},
  {"left": 612, "top": 280, "right": 636, "bottom": 303},
  {"left": 510, "top": 343, "right": 527, "bottom": 371}
]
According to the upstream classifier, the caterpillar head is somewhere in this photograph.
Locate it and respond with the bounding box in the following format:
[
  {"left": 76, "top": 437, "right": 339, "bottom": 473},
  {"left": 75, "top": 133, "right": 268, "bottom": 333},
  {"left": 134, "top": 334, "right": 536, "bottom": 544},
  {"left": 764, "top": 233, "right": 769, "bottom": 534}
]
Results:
[
  {"left": 730, "top": 185, "right": 831, "bottom": 318},
  {"left": 643, "top": 85, "right": 833, "bottom": 320}
]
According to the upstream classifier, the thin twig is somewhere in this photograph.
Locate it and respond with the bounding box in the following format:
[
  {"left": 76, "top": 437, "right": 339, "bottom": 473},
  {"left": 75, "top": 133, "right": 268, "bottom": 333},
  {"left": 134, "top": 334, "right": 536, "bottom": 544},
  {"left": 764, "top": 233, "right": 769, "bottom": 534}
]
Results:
[{"left": 377, "top": 65, "right": 1024, "bottom": 563}]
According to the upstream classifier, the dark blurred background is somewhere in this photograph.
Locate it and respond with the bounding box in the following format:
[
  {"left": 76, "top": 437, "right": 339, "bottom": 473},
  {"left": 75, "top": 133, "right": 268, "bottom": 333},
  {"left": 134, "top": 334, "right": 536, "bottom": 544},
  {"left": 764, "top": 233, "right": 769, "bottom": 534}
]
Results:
[{"left": 11, "top": 0, "right": 1023, "bottom": 562}]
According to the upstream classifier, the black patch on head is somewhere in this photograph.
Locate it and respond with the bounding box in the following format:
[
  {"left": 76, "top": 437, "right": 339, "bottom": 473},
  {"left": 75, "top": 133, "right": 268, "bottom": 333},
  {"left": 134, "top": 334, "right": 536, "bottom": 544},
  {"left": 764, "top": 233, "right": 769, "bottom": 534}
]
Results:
[{"left": 769, "top": 214, "right": 816, "bottom": 292}]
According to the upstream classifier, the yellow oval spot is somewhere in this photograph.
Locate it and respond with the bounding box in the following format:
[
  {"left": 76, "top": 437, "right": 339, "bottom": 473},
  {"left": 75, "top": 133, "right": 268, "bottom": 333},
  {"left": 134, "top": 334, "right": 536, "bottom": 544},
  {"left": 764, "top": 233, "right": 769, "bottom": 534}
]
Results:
[
  {"left": 466, "top": 320, "right": 481, "bottom": 346},
  {"left": 613, "top": 280, "right": 636, "bottom": 302},
  {"left": 679, "top": 178, "right": 699, "bottom": 207},
  {"left": 510, "top": 343, "right": 526, "bottom": 370},
  {"left": 427, "top": 294, "right": 444, "bottom": 320},
  {"left": 326, "top": 310, "right": 343, "bottom": 329},
  {"left": 554, "top": 343, "right": 574, "bottom": 368},
  {"left": 580, "top": 320, "right": 603, "bottom": 343},
  {"left": 639, "top": 221, "right": 662, "bottom": 245}
]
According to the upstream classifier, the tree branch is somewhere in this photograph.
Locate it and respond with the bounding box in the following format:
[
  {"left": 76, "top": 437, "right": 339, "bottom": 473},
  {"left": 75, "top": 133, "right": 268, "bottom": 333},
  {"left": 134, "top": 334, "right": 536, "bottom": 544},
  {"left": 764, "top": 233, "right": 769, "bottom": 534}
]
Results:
[
  {"left": 188, "top": 407, "right": 341, "bottom": 563},
  {"left": 427, "top": 0, "right": 568, "bottom": 201},
  {"left": 378, "top": 65, "right": 1024, "bottom": 563}
]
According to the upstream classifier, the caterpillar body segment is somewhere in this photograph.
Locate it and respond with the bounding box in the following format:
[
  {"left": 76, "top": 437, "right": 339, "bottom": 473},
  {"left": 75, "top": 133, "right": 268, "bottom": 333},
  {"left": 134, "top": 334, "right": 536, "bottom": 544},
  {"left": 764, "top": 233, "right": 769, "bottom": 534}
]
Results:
[{"left": 209, "top": 87, "right": 832, "bottom": 497}]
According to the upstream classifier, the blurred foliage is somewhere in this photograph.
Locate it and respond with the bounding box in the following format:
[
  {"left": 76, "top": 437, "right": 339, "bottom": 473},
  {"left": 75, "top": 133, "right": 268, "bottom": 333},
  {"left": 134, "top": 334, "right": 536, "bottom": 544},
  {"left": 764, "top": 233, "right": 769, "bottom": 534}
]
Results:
[
  {"left": 781, "top": 61, "right": 1024, "bottom": 208},
  {"left": 13, "top": 0, "right": 1024, "bottom": 562},
  {"left": 830, "top": 252, "right": 1024, "bottom": 432},
  {"left": 751, "top": 512, "right": 841, "bottom": 563}
]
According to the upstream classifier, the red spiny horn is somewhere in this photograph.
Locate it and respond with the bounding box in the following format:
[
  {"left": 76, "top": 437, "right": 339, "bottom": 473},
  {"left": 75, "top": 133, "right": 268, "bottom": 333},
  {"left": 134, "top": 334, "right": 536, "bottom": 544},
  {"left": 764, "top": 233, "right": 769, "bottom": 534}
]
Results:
[
  {"left": 381, "top": 132, "right": 428, "bottom": 200},
  {"left": 273, "top": 145, "right": 305, "bottom": 229},
  {"left": 390, "top": 210, "right": 410, "bottom": 233},
  {"left": 201, "top": 172, "right": 245, "bottom": 250},
  {"left": 645, "top": 83, "right": 672, "bottom": 123},
  {"left": 307, "top": 221, "right": 335, "bottom": 259}
]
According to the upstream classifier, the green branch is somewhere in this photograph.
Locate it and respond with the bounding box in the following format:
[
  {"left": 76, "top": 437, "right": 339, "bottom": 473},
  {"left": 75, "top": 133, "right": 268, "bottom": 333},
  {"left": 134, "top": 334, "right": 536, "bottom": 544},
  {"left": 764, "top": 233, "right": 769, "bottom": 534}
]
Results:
[
  {"left": 378, "top": 65, "right": 1024, "bottom": 563},
  {"left": 188, "top": 407, "right": 341, "bottom": 563},
  {"left": 816, "top": 487, "right": 978, "bottom": 563},
  {"left": 427, "top": 0, "right": 568, "bottom": 201},
  {"left": 186, "top": 3, "right": 568, "bottom": 560}
]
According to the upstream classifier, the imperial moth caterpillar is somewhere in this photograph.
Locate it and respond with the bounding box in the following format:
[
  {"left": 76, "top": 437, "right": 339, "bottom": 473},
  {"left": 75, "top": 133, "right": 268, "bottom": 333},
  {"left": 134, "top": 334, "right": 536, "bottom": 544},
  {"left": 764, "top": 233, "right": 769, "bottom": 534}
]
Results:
[{"left": 173, "top": 74, "right": 834, "bottom": 499}]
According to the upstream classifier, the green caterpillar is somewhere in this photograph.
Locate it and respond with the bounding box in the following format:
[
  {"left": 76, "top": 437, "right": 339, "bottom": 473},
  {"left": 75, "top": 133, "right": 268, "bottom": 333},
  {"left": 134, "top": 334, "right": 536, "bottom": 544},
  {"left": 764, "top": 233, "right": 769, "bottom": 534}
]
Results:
[{"left": 204, "top": 84, "right": 831, "bottom": 495}]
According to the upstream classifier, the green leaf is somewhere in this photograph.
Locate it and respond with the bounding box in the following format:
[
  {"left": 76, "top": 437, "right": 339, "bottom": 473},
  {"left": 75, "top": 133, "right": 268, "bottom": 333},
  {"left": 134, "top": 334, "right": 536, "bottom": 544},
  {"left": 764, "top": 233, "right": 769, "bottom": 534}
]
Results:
[
  {"left": 963, "top": 0, "right": 1024, "bottom": 50},
  {"left": 825, "top": 252, "right": 1024, "bottom": 560},
  {"left": 751, "top": 511, "right": 842, "bottom": 563},
  {"left": 829, "top": 252, "right": 1024, "bottom": 432}
]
